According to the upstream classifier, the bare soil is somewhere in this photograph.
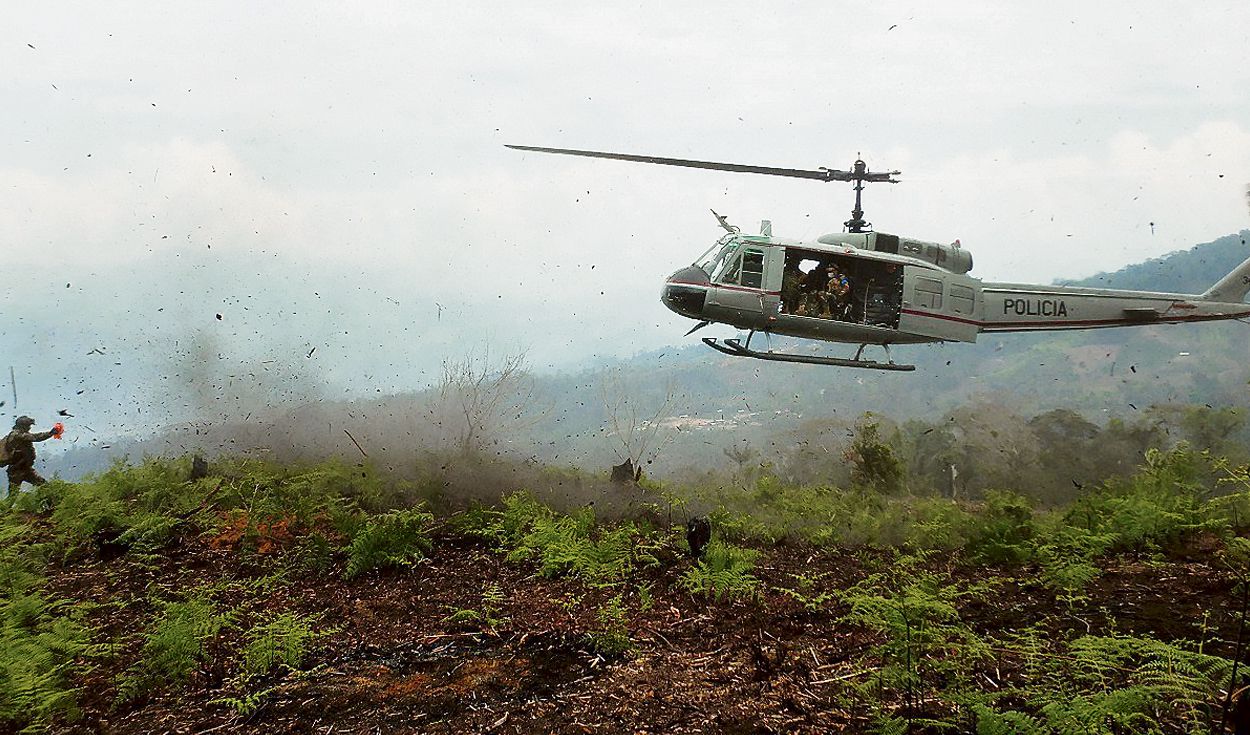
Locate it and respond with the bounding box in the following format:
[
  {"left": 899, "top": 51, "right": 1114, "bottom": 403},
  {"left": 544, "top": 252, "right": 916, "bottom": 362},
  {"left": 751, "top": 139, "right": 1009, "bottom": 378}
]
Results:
[{"left": 33, "top": 524, "right": 1246, "bottom": 734}]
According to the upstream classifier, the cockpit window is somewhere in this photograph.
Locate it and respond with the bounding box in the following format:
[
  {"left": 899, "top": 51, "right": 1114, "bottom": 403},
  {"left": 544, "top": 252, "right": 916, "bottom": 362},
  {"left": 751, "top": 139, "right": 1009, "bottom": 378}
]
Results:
[
  {"left": 713, "top": 246, "right": 764, "bottom": 287},
  {"left": 695, "top": 234, "right": 739, "bottom": 277},
  {"left": 695, "top": 236, "right": 766, "bottom": 288},
  {"left": 717, "top": 253, "right": 742, "bottom": 283}
]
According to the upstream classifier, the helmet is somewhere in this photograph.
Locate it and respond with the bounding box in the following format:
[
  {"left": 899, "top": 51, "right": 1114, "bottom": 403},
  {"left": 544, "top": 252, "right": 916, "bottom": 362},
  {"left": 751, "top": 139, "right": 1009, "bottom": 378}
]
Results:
[{"left": 14, "top": 416, "right": 34, "bottom": 429}]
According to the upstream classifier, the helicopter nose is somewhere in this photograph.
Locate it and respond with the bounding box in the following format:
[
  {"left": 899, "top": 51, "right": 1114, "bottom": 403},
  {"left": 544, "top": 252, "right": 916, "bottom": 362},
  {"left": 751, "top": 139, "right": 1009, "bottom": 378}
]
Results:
[{"left": 661, "top": 265, "right": 709, "bottom": 319}]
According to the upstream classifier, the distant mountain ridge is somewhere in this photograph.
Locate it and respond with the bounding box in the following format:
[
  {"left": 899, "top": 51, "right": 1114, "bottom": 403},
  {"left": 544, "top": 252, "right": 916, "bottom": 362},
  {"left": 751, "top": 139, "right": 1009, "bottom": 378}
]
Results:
[{"left": 1062, "top": 230, "right": 1250, "bottom": 294}]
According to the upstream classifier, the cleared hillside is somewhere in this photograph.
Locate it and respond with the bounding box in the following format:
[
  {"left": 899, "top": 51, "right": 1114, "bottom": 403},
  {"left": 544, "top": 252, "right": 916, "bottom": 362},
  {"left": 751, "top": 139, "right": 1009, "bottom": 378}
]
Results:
[{"left": 5, "top": 448, "right": 1250, "bottom": 734}]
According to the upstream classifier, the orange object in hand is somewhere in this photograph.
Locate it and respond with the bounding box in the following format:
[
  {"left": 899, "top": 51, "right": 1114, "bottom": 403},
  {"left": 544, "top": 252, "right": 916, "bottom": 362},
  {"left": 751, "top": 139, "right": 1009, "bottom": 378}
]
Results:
[{"left": 52, "top": 422, "right": 65, "bottom": 439}]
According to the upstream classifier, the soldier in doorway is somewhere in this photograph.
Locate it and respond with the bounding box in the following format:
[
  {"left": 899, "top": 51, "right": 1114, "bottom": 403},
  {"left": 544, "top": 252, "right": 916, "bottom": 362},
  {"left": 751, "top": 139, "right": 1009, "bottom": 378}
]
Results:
[
  {"left": 780, "top": 257, "right": 804, "bottom": 314},
  {"left": 797, "top": 260, "right": 830, "bottom": 316},
  {"left": 2, "top": 416, "right": 58, "bottom": 491},
  {"left": 822, "top": 262, "right": 853, "bottom": 319}
]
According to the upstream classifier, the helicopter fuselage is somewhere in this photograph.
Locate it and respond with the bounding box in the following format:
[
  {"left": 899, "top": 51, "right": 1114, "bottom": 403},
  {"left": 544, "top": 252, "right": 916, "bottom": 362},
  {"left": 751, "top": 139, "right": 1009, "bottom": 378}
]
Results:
[
  {"left": 502, "top": 143, "right": 1250, "bottom": 365},
  {"left": 662, "top": 230, "right": 1250, "bottom": 347}
]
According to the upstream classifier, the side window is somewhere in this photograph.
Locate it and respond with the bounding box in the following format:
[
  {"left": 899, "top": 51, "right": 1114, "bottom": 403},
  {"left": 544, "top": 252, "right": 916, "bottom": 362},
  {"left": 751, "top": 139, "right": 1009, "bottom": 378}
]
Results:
[
  {"left": 950, "top": 284, "right": 975, "bottom": 315},
  {"left": 740, "top": 249, "right": 765, "bottom": 288},
  {"left": 914, "top": 277, "right": 943, "bottom": 309}
]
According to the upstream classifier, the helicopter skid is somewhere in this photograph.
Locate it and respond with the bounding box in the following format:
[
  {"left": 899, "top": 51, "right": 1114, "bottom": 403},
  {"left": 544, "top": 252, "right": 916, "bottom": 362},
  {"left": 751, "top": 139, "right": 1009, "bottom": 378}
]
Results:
[{"left": 701, "top": 337, "right": 915, "bottom": 371}]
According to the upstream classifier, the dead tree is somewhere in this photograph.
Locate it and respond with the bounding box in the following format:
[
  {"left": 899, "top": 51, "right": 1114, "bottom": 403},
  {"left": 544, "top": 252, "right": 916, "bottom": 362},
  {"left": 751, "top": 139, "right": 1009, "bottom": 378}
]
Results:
[
  {"left": 432, "top": 349, "right": 538, "bottom": 455},
  {"left": 599, "top": 369, "right": 677, "bottom": 483},
  {"left": 723, "top": 442, "right": 758, "bottom": 486}
]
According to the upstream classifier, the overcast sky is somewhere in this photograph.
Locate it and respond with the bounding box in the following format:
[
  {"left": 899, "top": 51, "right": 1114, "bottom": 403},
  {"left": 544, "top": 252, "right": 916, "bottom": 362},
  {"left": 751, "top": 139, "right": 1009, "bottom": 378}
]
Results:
[{"left": 3, "top": 2, "right": 1250, "bottom": 433}]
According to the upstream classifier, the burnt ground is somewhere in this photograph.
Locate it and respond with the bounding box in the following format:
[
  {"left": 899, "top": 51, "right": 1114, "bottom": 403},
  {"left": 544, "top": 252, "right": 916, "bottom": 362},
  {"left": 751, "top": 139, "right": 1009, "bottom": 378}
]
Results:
[{"left": 27, "top": 522, "right": 1248, "bottom": 735}]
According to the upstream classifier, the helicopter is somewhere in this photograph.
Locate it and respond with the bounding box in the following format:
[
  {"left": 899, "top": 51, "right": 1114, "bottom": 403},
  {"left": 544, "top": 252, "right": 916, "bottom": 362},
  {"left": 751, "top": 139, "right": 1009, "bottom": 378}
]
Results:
[{"left": 507, "top": 144, "right": 1250, "bottom": 371}]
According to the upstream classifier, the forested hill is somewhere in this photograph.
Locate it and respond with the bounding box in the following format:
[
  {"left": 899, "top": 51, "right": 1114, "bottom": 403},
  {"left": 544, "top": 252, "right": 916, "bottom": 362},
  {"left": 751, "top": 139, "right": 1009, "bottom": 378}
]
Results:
[{"left": 1064, "top": 230, "right": 1250, "bottom": 292}]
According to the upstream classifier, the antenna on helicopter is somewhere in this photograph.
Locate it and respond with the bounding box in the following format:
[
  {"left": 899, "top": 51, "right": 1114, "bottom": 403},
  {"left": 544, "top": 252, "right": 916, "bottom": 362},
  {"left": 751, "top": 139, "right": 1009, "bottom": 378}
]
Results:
[
  {"left": 710, "top": 209, "right": 739, "bottom": 234},
  {"left": 505, "top": 144, "right": 900, "bottom": 232}
]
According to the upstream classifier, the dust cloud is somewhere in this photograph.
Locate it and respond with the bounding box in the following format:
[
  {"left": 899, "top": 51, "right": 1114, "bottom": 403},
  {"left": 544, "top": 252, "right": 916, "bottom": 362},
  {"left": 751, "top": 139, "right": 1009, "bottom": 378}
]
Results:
[{"left": 53, "top": 348, "right": 656, "bottom": 518}]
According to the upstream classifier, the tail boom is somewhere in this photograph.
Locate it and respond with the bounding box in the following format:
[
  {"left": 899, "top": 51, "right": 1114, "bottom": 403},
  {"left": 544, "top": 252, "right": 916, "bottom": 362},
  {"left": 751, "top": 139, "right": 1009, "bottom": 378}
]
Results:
[
  {"left": 1201, "top": 253, "right": 1250, "bottom": 303},
  {"left": 977, "top": 283, "right": 1250, "bottom": 333}
]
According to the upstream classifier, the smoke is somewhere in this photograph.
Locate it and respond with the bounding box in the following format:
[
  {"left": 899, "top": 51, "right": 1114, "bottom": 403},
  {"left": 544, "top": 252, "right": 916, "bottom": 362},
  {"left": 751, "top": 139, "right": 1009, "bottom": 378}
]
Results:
[
  {"left": 148, "top": 327, "right": 328, "bottom": 426},
  {"left": 61, "top": 347, "right": 654, "bottom": 517}
]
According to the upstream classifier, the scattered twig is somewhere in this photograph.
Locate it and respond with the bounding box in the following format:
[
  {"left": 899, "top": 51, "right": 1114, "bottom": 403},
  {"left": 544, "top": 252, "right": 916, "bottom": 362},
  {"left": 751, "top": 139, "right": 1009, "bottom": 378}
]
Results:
[
  {"left": 810, "top": 668, "right": 875, "bottom": 685},
  {"left": 343, "top": 428, "right": 368, "bottom": 457},
  {"left": 639, "top": 627, "right": 680, "bottom": 652},
  {"left": 1220, "top": 580, "right": 1250, "bottom": 733}
]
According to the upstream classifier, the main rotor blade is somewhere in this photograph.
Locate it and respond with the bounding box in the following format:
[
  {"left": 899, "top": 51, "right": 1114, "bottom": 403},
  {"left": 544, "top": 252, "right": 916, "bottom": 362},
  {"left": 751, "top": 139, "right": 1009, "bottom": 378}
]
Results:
[{"left": 505, "top": 144, "right": 899, "bottom": 183}]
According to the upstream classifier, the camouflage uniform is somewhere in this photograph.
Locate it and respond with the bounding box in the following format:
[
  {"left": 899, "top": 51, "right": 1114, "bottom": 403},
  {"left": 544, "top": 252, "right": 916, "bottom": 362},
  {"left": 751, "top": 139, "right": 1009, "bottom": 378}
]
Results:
[
  {"left": 3, "top": 417, "right": 54, "bottom": 490},
  {"left": 797, "top": 265, "right": 829, "bottom": 316},
  {"left": 781, "top": 263, "right": 803, "bottom": 314}
]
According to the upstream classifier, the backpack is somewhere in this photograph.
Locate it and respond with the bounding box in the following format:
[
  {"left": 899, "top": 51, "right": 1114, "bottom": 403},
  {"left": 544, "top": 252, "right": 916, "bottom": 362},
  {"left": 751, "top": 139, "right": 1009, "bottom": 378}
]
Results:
[{"left": 0, "top": 434, "right": 12, "bottom": 467}]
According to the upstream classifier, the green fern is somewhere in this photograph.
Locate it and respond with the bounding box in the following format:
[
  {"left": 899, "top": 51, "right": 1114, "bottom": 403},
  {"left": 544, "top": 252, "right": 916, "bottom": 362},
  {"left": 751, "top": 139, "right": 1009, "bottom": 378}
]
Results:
[
  {"left": 0, "top": 523, "right": 43, "bottom": 597},
  {"left": 679, "top": 541, "right": 760, "bottom": 601},
  {"left": 214, "top": 608, "right": 330, "bottom": 716},
  {"left": 966, "top": 490, "right": 1036, "bottom": 564},
  {"left": 586, "top": 594, "right": 633, "bottom": 657},
  {"left": 454, "top": 491, "right": 551, "bottom": 547},
  {"left": 974, "top": 631, "right": 1236, "bottom": 734},
  {"left": 969, "top": 704, "right": 1044, "bottom": 735},
  {"left": 344, "top": 506, "right": 434, "bottom": 579},
  {"left": 1039, "top": 688, "right": 1158, "bottom": 734},
  {"left": 0, "top": 592, "right": 93, "bottom": 731},
  {"left": 872, "top": 714, "right": 909, "bottom": 735},
  {"left": 774, "top": 571, "right": 837, "bottom": 612},
  {"left": 211, "top": 684, "right": 279, "bottom": 716},
  {"left": 241, "top": 611, "right": 327, "bottom": 677},
  {"left": 115, "top": 593, "right": 231, "bottom": 703},
  {"left": 1030, "top": 522, "right": 1115, "bottom": 602},
  {"left": 838, "top": 555, "right": 988, "bottom": 726},
  {"left": 486, "top": 496, "right": 657, "bottom": 587},
  {"left": 442, "top": 583, "right": 509, "bottom": 631}
]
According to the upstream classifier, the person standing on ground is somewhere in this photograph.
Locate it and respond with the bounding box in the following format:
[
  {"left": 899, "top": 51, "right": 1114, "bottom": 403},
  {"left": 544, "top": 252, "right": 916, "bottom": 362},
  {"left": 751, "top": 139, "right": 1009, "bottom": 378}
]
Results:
[{"left": 2, "top": 416, "right": 60, "bottom": 491}]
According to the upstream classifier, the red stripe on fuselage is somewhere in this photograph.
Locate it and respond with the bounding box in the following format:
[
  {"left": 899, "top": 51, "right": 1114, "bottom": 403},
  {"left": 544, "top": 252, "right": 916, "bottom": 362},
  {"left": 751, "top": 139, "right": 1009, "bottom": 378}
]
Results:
[
  {"left": 900, "top": 308, "right": 1250, "bottom": 330},
  {"left": 667, "top": 280, "right": 780, "bottom": 296}
]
